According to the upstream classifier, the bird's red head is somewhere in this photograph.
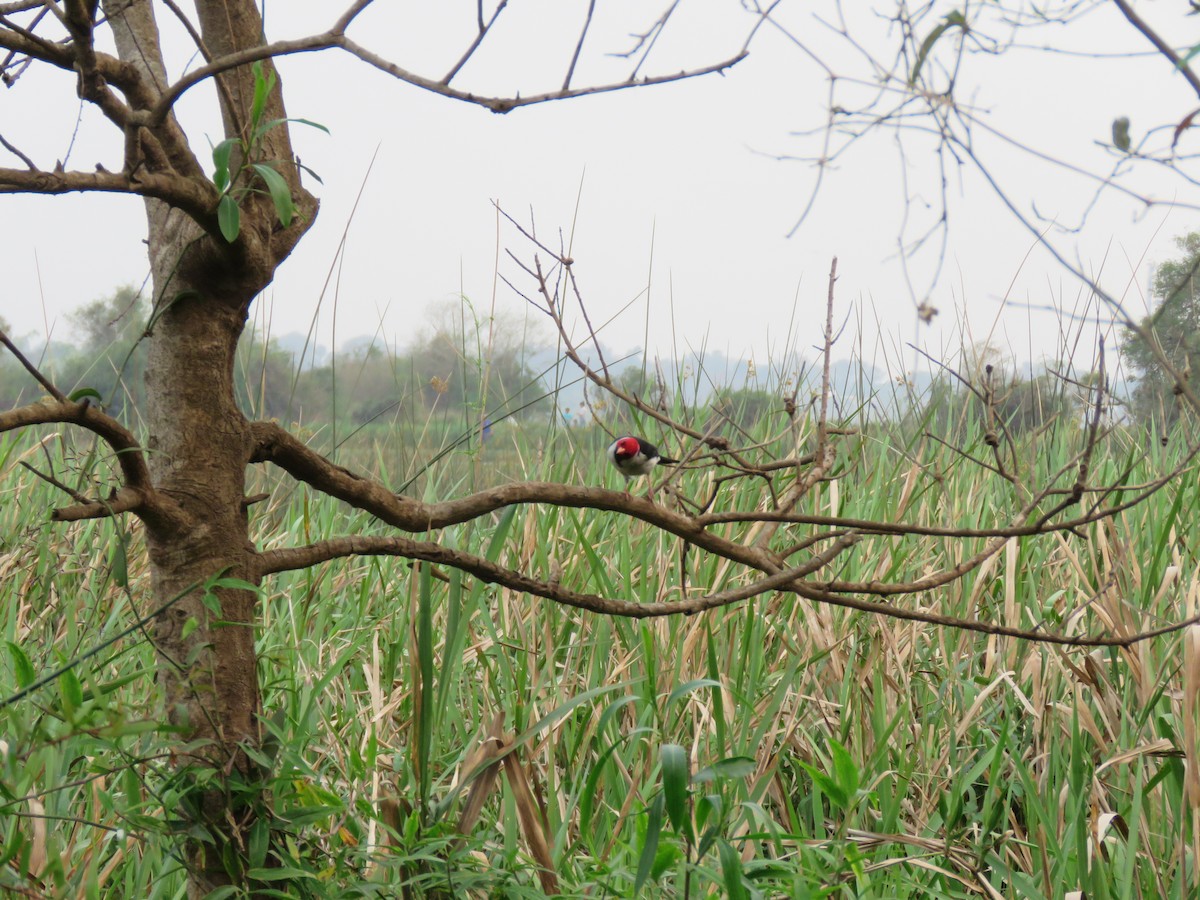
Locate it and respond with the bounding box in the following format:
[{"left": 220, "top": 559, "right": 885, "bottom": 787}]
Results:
[{"left": 614, "top": 436, "right": 641, "bottom": 459}]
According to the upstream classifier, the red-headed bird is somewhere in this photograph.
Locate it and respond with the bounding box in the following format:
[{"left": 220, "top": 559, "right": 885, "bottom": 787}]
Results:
[{"left": 607, "top": 436, "right": 678, "bottom": 480}]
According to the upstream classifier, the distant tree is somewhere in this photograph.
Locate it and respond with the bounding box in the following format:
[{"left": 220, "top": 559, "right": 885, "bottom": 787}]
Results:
[
  {"left": 911, "top": 344, "right": 1074, "bottom": 438},
  {"left": 995, "top": 372, "right": 1073, "bottom": 433},
  {"left": 0, "top": 316, "right": 21, "bottom": 410},
  {"left": 1121, "top": 233, "right": 1200, "bottom": 425},
  {"left": 712, "top": 387, "right": 779, "bottom": 432},
  {"left": 618, "top": 364, "right": 653, "bottom": 400},
  {"left": 68, "top": 284, "right": 146, "bottom": 352},
  {"left": 615, "top": 363, "right": 674, "bottom": 416},
  {"left": 905, "top": 376, "right": 963, "bottom": 436},
  {"left": 412, "top": 310, "right": 548, "bottom": 418},
  {"left": 60, "top": 285, "right": 149, "bottom": 416}
]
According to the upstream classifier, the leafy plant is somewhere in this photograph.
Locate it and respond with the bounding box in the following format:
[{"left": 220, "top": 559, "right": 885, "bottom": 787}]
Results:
[{"left": 210, "top": 61, "right": 327, "bottom": 242}]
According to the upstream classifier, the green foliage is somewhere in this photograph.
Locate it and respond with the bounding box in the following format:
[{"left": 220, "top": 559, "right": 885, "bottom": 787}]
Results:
[
  {"left": 1121, "top": 231, "right": 1200, "bottom": 426},
  {"left": 711, "top": 386, "right": 780, "bottom": 431},
  {"left": 909, "top": 356, "right": 1076, "bottom": 439},
  {"left": 272, "top": 313, "right": 551, "bottom": 434},
  {"left": 208, "top": 61, "right": 326, "bottom": 242},
  {"left": 618, "top": 364, "right": 656, "bottom": 401}
]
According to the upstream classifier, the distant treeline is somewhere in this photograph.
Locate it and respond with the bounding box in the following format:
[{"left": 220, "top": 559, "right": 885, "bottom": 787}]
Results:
[
  {"left": 0, "top": 287, "right": 555, "bottom": 428},
  {"left": 6, "top": 274, "right": 1195, "bottom": 438}
]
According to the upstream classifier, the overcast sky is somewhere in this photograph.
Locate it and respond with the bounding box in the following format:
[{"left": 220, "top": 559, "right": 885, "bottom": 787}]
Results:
[{"left": 2, "top": 1, "right": 1196, "bottom": 379}]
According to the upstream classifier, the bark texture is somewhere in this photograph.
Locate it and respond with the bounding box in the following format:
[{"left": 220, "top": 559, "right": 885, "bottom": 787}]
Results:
[{"left": 101, "top": 0, "right": 316, "bottom": 892}]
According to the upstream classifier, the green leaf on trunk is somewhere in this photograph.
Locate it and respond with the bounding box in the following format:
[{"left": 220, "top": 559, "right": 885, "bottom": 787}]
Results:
[
  {"left": 253, "top": 163, "right": 294, "bottom": 227},
  {"left": 218, "top": 194, "right": 240, "bottom": 242},
  {"left": 249, "top": 60, "right": 277, "bottom": 130},
  {"left": 211, "top": 138, "right": 237, "bottom": 192}
]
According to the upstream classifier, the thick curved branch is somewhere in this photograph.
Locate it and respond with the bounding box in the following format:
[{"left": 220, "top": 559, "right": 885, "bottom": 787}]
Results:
[
  {"left": 254, "top": 509, "right": 1200, "bottom": 649},
  {"left": 249, "top": 420, "right": 780, "bottom": 571},
  {"left": 250, "top": 414, "right": 1173, "bottom": 579},
  {"left": 52, "top": 486, "right": 143, "bottom": 522},
  {"left": 148, "top": 30, "right": 747, "bottom": 127},
  {"left": 0, "top": 164, "right": 217, "bottom": 223},
  {"left": 256, "top": 533, "right": 859, "bottom": 617},
  {"left": 0, "top": 398, "right": 183, "bottom": 531},
  {"left": 0, "top": 13, "right": 73, "bottom": 69},
  {"left": 250, "top": 419, "right": 1200, "bottom": 647},
  {"left": 0, "top": 25, "right": 142, "bottom": 96},
  {"left": 63, "top": 0, "right": 100, "bottom": 103}
]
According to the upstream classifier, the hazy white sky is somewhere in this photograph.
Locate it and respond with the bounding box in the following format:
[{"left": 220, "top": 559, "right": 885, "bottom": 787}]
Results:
[{"left": 1, "top": 1, "right": 1196, "bottom": 377}]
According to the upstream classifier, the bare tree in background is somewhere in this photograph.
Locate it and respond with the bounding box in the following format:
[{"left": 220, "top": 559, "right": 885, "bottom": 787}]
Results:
[
  {"left": 768, "top": 1, "right": 1200, "bottom": 356},
  {"left": 2, "top": 1, "right": 1200, "bottom": 895}
]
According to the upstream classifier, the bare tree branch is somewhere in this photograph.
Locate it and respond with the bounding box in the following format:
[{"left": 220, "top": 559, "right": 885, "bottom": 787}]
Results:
[
  {"left": 0, "top": 326, "right": 66, "bottom": 401},
  {"left": 248, "top": 420, "right": 779, "bottom": 570},
  {"left": 0, "top": 2, "right": 48, "bottom": 14},
  {"left": 253, "top": 510, "right": 1200, "bottom": 649},
  {"left": 0, "top": 131, "right": 36, "bottom": 168},
  {"left": 19, "top": 457, "right": 146, "bottom": 522},
  {"left": 256, "top": 532, "right": 859, "bottom": 617},
  {"left": 0, "top": 398, "right": 182, "bottom": 530},
  {"left": 1111, "top": 0, "right": 1200, "bottom": 101},
  {"left": 441, "top": 0, "right": 508, "bottom": 86},
  {"left": 51, "top": 486, "right": 145, "bottom": 522},
  {"left": 0, "top": 164, "right": 217, "bottom": 223},
  {"left": 562, "top": 0, "right": 595, "bottom": 91},
  {"left": 19, "top": 459, "right": 91, "bottom": 504},
  {"left": 148, "top": 28, "right": 747, "bottom": 126}
]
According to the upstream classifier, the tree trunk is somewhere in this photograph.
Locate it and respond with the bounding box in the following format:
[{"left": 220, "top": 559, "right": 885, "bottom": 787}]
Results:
[
  {"left": 142, "top": 290, "right": 262, "bottom": 893},
  {"left": 101, "top": 1, "right": 315, "bottom": 892}
]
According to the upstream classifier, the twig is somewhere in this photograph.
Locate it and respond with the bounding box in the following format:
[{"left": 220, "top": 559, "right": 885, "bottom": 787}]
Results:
[
  {"left": 562, "top": 0, "right": 596, "bottom": 91},
  {"left": 1111, "top": 0, "right": 1200, "bottom": 100},
  {"left": 0, "top": 326, "right": 67, "bottom": 401},
  {"left": 0, "top": 130, "right": 35, "bottom": 168},
  {"left": 442, "top": 0, "right": 509, "bottom": 86},
  {"left": 19, "top": 459, "right": 90, "bottom": 503},
  {"left": 257, "top": 533, "right": 860, "bottom": 618}
]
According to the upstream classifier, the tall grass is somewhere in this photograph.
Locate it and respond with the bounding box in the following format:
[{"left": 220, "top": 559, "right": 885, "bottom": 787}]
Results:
[{"left": 1, "top": 403, "right": 1198, "bottom": 897}]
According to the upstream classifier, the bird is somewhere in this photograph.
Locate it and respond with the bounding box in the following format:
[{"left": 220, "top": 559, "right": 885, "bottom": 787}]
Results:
[{"left": 607, "top": 435, "right": 678, "bottom": 481}]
